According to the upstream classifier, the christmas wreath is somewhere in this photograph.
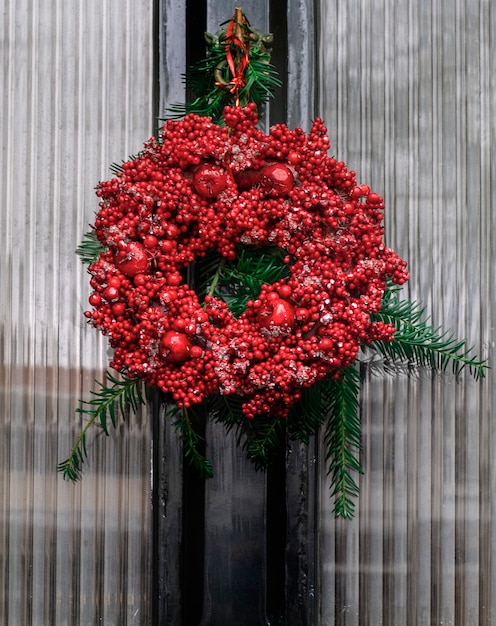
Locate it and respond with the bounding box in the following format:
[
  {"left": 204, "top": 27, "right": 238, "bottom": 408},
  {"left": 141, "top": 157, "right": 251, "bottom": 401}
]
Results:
[{"left": 60, "top": 9, "right": 487, "bottom": 518}]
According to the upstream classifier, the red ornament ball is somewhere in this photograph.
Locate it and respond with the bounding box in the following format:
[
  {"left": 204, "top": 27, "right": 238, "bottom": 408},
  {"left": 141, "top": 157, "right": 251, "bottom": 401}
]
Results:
[
  {"left": 115, "top": 242, "right": 149, "bottom": 277},
  {"left": 160, "top": 331, "right": 193, "bottom": 363},
  {"left": 192, "top": 163, "right": 228, "bottom": 198},
  {"left": 258, "top": 298, "right": 295, "bottom": 333},
  {"left": 261, "top": 163, "right": 294, "bottom": 196}
]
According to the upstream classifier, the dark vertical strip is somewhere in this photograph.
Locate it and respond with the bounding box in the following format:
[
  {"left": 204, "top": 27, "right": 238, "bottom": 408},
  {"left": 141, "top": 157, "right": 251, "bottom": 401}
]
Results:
[
  {"left": 269, "top": 0, "right": 288, "bottom": 126},
  {"left": 265, "top": 444, "right": 287, "bottom": 625},
  {"left": 281, "top": 0, "right": 320, "bottom": 617},
  {"left": 181, "top": 4, "right": 208, "bottom": 624},
  {"left": 186, "top": 0, "right": 207, "bottom": 100},
  {"left": 266, "top": 2, "right": 289, "bottom": 623},
  {"left": 180, "top": 405, "right": 208, "bottom": 625},
  {"left": 285, "top": 441, "right": 319, "bottom": 626},
  {"left": 152, "top": 2, "right": 207, "bottom": 624},
  {"left": 151, "top": 9, "right": 166, "bottom": 624},
  {"left": 151, "top": 391, "right": 171, "bottom": 625}
]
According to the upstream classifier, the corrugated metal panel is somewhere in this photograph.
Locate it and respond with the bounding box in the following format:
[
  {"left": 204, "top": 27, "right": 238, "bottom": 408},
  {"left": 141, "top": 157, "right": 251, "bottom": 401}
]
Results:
[
  {"left": 3, "top": 0, "right": 495, "bottom": 624},
  {"left": 318, "top": 0, "right": 494, "bottom": 622},
  {"left": 0, "top": 1, "right": 155, "bottom": 624}
]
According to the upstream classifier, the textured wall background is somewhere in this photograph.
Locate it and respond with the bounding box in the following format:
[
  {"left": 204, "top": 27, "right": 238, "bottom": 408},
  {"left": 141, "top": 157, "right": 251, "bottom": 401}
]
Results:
[
  {"left": 318, "top": 1, "right": 494, "bottom": 623},
  {"left": 1, "top": 0, "right": 494, "bottom": 624},
  {"left": 0, "top": 2, "right": 155, "bottom": 623}
]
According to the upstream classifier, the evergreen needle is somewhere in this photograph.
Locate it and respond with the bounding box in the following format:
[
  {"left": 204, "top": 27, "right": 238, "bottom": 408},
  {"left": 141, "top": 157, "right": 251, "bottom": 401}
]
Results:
[
  {"left": 370, "top": 287, "right": 488, "bottom": 380},
  {"left": 207, "top": 257, "right": 226, "bottom": 298},
  {"left": 76, "top": 230, "right": 106, "bottom": 265},
  {"left": 174, "top": 407, "right": 213, "bottom": 479},
  {"left": 58, "top": 372, "right": 145, "bottom": 481},
  {"left": 324, "top": 367, "right": 362, "bottom": 519}
]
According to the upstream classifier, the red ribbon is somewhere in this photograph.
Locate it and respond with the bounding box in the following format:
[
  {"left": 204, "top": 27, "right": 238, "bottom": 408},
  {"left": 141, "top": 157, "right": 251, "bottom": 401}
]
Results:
[{"left": 220, "top": 13, "right": 250, "bottom": 98}]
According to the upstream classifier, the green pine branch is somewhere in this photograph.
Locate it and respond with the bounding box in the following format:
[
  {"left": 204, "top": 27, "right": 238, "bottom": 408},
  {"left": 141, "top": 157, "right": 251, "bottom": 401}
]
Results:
[
  {"left": 75, "top": 229, "right": 106, "bottom": 265},
  {"left": 203, "top": 247, "right": 290, "bottom": 317},
  {"left": 109, "top": 152, "right": 141, "bottom": 175},
  {"left": 323, "top": 367, "right": 363, "bottom": 519},
  {"left": 173, "top": 406, "right": 213, "bottom": 479},
  {"left": 287, "top": 381, "right": 329, "bottom": 444},
  {"left": 167, "top": 21, "right": 281, "bottom": 123},
  {"left": 58, "top": 371, "right": 145, "bottom": 481},
  {"left": 242, "top": 413, "right": 286, "bottom": 470},
  {"left": 206, "top": 392, "right": 246, "bottom": 437},
  {"left": 207, "top": 392, "right": 285, "bottom": 470},
  {"left": 370, "top": 288, "right": 488, "bottom": 380}
]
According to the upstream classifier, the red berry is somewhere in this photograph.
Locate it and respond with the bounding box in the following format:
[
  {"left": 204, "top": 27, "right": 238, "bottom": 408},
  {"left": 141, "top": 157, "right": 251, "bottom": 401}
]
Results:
[
  {"left": 319, "top": 337, "right": 333, "bottom": 351},
  {"left": 167, "top": 272, "right": 182, "bottom": 286},
  {"left": 367, "top": 192, "right": 382, "bottom": 204},
  {"left": 103, "top": 285, "right": 119, "bottom": 301},
  {"left": 112, "top": 302, "right": 126, "bottom": 317},
  {"left": 165, "top": 224, "right": 180, "bottom": 239},
  {"left": 277, "top": 284, "right": 293, "bottom": 299},
  {"left": 190, "top": 345, "right": 203, "bottom": 358},
  {"left": 287, "top": 151, "right": 300, "bottom": 165},
  {"left": 159, "top": 288, "right": 178, "bottom": 305},
  {"left": 107, "top": 276, "right": 122, "bottom": 288},
  {"left": 89, "top": 293, "right": 102, "bottom": 306},
  {"left": 295, "top": 307, "right": 309, "bottom": 322},
  {"left": 133, "top": 273, "right": 147, "bottom": 286},
  {"left": 143, "top": 234, "right": 159, "bottom": 249}
]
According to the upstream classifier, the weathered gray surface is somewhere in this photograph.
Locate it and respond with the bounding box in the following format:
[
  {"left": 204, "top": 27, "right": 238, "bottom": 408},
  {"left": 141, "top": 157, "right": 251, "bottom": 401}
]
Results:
[
  {"left": 0, "top": 2, "right": 155, "bottom": 624},
  {"left": 1, "top": 0, "right": 494, "bottom": 624}
]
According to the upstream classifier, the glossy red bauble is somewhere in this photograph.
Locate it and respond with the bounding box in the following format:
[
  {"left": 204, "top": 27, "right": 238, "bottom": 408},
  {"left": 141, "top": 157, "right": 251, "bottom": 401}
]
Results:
[
  {"left": 258, "top": 298, "right": 295, "bottom": 331},
  {"left": 115, "top": 242, "right": 149, "bottom": 277},
  {"left": 160, "top": 331, "right": 192, "bottom": 363},
  {"left": 193, "top": 163, "right": 228, "bottom": 198},
  {"left": 261, "top": 163, "right": 294, "bottom": 196}
]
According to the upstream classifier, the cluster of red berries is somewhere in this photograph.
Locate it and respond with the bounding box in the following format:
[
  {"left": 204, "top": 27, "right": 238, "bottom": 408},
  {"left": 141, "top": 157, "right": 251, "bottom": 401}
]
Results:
[{"left": 86, "top": 103, "right": 408, "bottom": 417}]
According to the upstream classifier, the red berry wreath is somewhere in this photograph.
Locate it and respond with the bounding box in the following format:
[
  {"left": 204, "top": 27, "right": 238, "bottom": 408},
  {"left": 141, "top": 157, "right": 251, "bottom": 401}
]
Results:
[{"left": 85, "top": 103, "right": 408, "bottom": 419}]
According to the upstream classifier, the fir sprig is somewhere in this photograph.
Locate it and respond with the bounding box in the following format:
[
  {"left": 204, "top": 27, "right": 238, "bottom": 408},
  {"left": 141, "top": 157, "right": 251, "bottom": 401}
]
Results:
[
  {"left": 207, "top": 393, "right": 285, "bottom": 470},
  {"left": 369, "top": 287, "right": 488, "bottom": 380},
  {"left": 58, "top": 372, "right": 145, "bottom": 481},
  {"left": 168, "top": 16, "right": 281, "bottom": 122},
  {"left": 323, "top": 367, "right": 362, "bottom": 519},
  {"left": 203, "top": 247, "right": 290, "bottom": 317},
  {"left": 173, "top": 406, "right": 213, "bottom": 479},
  {"left": 207, "top": 393, "right": 246, "bottom": 439},
  {"left": 242, "top": 413, "right": 286, "bottom": 470},
  {"left": 75, "top": 230, "right": 106, "bottom": 265},
  {"left": 287, "top": 380, "right": 330, "bottom": 445}
]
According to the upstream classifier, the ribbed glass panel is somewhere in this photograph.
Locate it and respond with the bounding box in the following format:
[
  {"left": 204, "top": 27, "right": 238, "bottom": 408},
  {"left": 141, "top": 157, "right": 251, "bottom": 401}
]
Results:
[
  {"left": 318, "top": 0, "right": 494, "bottom": 622},
  {"left": 0, "top": 1, "right": 154, "bottom": 624}
]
